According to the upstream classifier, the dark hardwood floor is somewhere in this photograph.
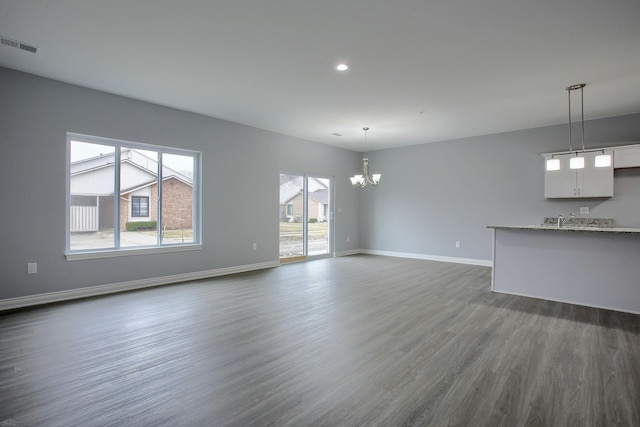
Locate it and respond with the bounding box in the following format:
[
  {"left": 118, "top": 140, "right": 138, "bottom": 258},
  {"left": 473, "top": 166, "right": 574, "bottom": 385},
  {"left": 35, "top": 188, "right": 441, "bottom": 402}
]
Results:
[{"left": 1, "top": 255, "right": 639, "bottom": 426}]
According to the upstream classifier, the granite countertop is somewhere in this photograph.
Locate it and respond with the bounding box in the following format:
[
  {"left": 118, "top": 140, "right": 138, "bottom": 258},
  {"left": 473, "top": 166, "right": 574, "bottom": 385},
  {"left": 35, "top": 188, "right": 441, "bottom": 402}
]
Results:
[
  {"left": 487, "top": 225, "right": 640, "bottom": 234},
  {"left": 488, "top": 216, "right": 640, "bottom": 234}
]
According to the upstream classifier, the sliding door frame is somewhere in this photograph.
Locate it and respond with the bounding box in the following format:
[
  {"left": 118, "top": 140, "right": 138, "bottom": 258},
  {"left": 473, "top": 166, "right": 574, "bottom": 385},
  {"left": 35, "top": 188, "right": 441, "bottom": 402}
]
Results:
[{"left": 279, "top": 171, "right": 334, "bottom": 262}]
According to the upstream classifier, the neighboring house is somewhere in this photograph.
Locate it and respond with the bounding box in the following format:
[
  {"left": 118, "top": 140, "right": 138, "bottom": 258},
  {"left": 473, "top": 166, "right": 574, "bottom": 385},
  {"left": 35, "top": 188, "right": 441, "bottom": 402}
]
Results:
[
  {"left": 279, "top": 175, "right": 329, "bottom": 222},
  {"left": 70, "top": 149, "right": 193, "bottom": 232}
]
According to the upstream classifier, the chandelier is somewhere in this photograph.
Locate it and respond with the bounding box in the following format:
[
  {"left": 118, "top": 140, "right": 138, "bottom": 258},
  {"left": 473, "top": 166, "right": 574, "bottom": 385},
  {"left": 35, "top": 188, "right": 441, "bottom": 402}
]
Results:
[{"left": 350, "top": 127, "right": 381, "bottom": 187}]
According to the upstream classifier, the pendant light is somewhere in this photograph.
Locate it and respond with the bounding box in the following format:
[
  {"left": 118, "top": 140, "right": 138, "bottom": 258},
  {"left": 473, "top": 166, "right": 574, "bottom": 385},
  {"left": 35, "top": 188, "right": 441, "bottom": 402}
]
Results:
[
  {"left": 350, "top": 127, "right": 381, "bottom": 187},
  {"left": 545, "top": 83, "right": 611, "bottom": 171}
]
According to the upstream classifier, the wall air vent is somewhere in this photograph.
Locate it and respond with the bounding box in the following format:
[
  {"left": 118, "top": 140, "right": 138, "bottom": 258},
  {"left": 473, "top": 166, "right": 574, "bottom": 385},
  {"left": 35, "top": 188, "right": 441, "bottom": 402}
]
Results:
[{"left": 0, "top": 35, "right": 39, "bottom": 54}]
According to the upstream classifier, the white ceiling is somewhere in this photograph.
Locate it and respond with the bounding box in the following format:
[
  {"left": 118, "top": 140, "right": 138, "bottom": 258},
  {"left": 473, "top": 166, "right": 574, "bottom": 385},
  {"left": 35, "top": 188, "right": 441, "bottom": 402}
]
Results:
[{"left": 1, "top": 0, "right": 639, "bottom": 151}]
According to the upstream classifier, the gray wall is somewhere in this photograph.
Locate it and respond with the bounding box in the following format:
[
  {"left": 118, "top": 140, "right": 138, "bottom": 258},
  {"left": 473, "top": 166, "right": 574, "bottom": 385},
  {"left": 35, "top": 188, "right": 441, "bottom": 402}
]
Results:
[
  {"left": 2, "top": 65, "right": 639, "bottom": 301},
  {"left": 0, "top": 67, "right": 362, "bottom": 299},
  {"left": 360, "top": 114, "right": 640, "bottom": 261},
  {"left": 493, "top": 228, "right": 640, "bottom": 314}
]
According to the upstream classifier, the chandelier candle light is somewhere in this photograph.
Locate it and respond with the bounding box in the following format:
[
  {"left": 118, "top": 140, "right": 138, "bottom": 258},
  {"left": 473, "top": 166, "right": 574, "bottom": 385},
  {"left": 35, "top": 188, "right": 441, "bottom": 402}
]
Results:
[{"left": 350, "top": 127, "right": 381, "bottom": 187}]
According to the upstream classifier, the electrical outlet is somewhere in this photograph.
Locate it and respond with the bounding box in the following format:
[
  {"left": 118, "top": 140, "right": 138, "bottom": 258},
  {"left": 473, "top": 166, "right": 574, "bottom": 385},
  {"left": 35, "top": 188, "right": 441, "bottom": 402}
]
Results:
[
  {"left": 252, "top": 243, "right": 257, "bottom": 251},
  {"left": 27, "top": 262, "right": 37, "bottom": 274},
  {"left": 580, "top": 207, "right": 589, "bottom": 215},
  {"left": 455, "top": 241, "right": 461, "bottom": 248}
]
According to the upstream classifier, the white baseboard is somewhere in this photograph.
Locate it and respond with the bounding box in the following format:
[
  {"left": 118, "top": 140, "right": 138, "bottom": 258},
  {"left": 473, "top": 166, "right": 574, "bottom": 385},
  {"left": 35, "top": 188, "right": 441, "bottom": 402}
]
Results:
[
  {"left": 0, "top": 260, "right": 280, "bottom": 312},
  {"left": 1, "top": 252, "right": 491, "bottom": 311},
  {"left": 335, "top": 249, "right": 363, "bottom": 257},
  {"left": 356, "top": 249, "right": 492, "bottom": 267}
]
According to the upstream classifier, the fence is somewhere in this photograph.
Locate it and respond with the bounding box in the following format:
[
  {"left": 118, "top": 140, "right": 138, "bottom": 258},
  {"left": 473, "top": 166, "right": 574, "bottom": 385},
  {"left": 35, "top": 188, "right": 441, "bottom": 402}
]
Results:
[{"left": 70, "top": 205, "right": 98, "bottom": 232}]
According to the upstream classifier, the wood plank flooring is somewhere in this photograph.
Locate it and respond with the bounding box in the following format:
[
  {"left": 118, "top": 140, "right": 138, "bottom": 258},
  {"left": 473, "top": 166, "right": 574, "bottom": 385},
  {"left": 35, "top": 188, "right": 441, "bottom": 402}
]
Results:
[{"left": 1, "top": 255, "right": 639, "bottom": 426}]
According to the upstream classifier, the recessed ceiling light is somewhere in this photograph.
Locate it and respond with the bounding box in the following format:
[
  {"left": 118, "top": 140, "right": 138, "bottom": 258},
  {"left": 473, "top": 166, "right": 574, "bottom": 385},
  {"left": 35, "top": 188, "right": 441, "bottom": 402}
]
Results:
[{"left": 336, "top": 64, "right": 349, "bottom": 71}]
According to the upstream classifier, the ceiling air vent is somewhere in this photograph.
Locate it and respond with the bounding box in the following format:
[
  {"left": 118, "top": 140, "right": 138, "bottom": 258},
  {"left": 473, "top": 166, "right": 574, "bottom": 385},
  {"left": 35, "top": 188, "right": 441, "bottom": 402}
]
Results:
[{"left": 0, "top": 35, "right": 38, "bottom": 54}]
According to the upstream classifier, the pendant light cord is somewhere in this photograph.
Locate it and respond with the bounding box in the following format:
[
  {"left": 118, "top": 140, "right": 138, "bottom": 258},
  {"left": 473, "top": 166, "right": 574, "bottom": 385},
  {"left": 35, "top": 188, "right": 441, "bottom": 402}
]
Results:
[
  {"left": 580, "top": 85, "right": 585, "bottom": 152},
  {"left": 363, "top": 127, "right": 369, "bottom": 155},
  {"left": 568, "top": 88, "right": 573, "bottom": 152},
  {"left": 567, "top": 83, "right": 586, "bottom": 153}
]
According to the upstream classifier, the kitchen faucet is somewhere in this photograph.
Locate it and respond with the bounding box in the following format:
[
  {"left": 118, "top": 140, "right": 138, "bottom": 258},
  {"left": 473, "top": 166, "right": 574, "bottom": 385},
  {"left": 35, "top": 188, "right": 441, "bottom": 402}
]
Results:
[{"left": 557, "top": 212, "right": 576, "bottom": 227}]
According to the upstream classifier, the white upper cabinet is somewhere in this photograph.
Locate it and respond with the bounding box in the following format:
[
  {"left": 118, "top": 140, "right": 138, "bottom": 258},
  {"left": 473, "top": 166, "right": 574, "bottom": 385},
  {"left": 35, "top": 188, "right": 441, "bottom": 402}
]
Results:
[
  {"left": 579, "top": 151, "right": 614, "bottom": 197},
  {"left": 543, "top": 150, "right": 613, "bottom": 198},
  {"left": 544, "top": 154, "right": 577, "bottom": 198},
  {"left": 614, "top": 144, "right": 640, "bottom": 168}
]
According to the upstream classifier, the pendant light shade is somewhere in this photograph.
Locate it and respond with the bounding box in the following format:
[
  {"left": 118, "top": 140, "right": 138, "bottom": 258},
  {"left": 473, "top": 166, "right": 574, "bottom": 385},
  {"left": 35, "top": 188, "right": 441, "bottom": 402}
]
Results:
[
  {"left": 546, "top": 157, "right": 560, "bottom": 171},
  {"left": 595, "top": 152, "right": 612, "bottom": 167},
  {"left": 569, "top": 154, "right": 585, "bottom": 169}
]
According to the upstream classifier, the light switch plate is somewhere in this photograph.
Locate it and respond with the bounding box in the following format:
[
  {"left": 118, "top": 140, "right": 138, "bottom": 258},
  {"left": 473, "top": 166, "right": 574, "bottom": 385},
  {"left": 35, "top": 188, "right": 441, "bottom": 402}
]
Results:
[{"left": 580, "top": 207, "right": 589, "bottom": 214}]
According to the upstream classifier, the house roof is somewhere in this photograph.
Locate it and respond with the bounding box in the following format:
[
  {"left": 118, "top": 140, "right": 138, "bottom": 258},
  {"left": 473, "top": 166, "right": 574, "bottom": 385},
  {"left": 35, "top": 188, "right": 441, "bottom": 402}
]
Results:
[
  {"left": 309, "top": 189, "right": 328, "bottom": 205},
  {"left": 71, "top": 149, "right": 193, "bottom": 182},
  {"left": 70, "top": 148, "right": 193, "bottom": 196},
  {"left": 279, "top": 175, "right": 328, "bottom": 204},
  {"left": 120, "top": 175, "right": 193, "bottom": 196}
]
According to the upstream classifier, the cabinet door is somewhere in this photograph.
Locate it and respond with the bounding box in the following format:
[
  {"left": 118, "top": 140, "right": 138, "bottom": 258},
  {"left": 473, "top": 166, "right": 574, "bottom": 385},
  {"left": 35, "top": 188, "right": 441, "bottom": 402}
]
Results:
[
  {"left": 613, "top": 145, "right": 640, "bottom": 168},
  {"left": 578, "top": 151, "right": 613, "bottom": 197},
  {"left": 544, "top": 155, "right": 577, "bottom": 198}
]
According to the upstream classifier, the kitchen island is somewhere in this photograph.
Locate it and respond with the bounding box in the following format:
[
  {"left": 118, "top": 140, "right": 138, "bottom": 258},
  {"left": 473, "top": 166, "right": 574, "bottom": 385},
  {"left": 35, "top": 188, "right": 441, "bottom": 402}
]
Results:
[{"left": 487, "top": 225, "right": 640, "bottom": 314}]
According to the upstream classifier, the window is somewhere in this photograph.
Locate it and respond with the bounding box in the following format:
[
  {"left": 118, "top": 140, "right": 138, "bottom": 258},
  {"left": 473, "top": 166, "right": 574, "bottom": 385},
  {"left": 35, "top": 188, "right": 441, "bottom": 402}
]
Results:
[
  {"left": 286, "top": 203, "right": 294, "bottom": 216},
  {"left": 131, "top": 196, "right": 149, "bottom": 217},
  {"left": 66, "top": 133, "right": 201, "bottom": 258}
]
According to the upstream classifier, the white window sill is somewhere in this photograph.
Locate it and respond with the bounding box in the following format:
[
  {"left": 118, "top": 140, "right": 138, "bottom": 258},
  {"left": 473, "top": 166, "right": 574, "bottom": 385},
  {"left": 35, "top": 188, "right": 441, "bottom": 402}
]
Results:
[{"left": 65, "top": 244, "right": 202, "bottom": 261}]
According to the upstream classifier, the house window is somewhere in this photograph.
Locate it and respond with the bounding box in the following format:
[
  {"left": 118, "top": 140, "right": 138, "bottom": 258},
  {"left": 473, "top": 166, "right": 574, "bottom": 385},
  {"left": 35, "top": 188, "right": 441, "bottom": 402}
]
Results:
[
  {"left": 131, "top": 196, "right": 149, "bottom": 217},
  {"left": 66, "top": 133, "right": 201, "bottom": 258},
  {"left": 287, "top": 203, "right": 294, "bottom": 216}
]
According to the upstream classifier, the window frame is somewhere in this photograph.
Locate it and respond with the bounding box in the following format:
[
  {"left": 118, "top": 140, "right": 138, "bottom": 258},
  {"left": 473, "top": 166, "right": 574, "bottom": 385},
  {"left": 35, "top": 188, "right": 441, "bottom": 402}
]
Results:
[
  {"left": 65, "top": 132, "right": 202, "bottom": 260},
  {"left": 131, "top": 196, "right": 150, "bottom": 218}
]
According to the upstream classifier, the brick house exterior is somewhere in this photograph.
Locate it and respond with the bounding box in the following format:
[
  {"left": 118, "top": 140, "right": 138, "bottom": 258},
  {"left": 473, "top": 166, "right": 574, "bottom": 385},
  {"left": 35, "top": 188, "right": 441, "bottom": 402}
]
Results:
[
  {"left": 279, "top": 175, "right": 329, "bottom": 223},
  {"left": 157, "top": 177, "right": 193, "bottom": 229},
  {"left": 281, "top": 193, "right": 320, "bottom": 222},
  {"left": 281, "top": 189, "right": 328, "bottom": 222},
  {"left": 118, "top": 177, "right": 192, "bottom": 231},
  {"left": 70, "top": 149, "right": 193, "bottom": 232}
]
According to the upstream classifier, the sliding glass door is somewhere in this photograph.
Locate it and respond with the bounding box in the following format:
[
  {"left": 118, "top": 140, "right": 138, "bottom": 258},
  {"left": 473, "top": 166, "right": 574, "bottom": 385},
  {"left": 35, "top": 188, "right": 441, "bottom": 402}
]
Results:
[
  {"left": 306, "top": 176, "right": 330, "bottom": 256},
  {"left": 279, "top": 173, "right": 332, "bottom": 261},
  {"left": 279, "top": 173, "right": 305, "bottom": 259}
]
